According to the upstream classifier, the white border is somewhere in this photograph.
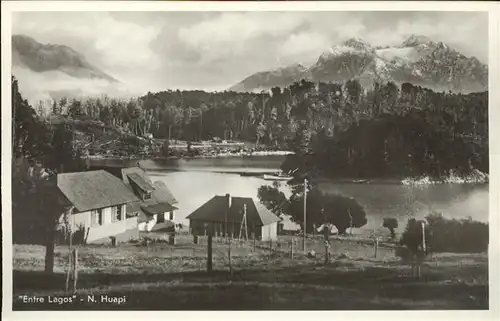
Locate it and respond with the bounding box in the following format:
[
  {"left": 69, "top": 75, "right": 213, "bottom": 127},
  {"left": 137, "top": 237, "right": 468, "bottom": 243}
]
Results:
[{"left": 2, "top": 2, "right": 499, "bottom": 321}]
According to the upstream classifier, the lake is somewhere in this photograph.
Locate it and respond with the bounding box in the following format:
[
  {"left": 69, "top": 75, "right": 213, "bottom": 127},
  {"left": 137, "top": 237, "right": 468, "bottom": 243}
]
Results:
[{"left": 90, "top": 156, "right": 489, "bottom": 234}]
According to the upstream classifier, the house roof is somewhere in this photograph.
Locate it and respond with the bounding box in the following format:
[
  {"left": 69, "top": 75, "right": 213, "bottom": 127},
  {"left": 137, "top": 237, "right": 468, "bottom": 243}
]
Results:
[
  {"left": 121, "top": 167, "right": 151, "bottom": 186},
  {"left": 57, "top": 170, "right": 139, "bottom": 212},
  {"left": 141, "top": 203, "right": 178, "bottom": 215},
  {"left": 127, "top": 172, "right": 155, "bottom": 192},
  {"left": 120, "top": 168, "right": 178, "bottom": 216},
  {"left": 121, "top": 168, "right": 177, "bottom": 204},
  {"left": 90, "top": 166, "right": 178, "bottom": 216},
  {"left": 152, "top": 180, "right": 178, "bottom": 205},
  {"left": 186, "top": 195, "right": 281, "bottom": 227}
]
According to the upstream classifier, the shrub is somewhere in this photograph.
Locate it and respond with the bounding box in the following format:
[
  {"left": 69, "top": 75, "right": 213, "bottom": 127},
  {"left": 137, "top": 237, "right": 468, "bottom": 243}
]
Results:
[
  {"left": 399, "top": 213, "right": 488, "bottom": 255},
  {"left": 399, "top": 218, "right": 431, "bottom": 255},
  {"left": 395, "top": 245, "right": 413, "bottom": 263},
  {"left": 424, "top": 213, "right": 488, "bottom": 253}
]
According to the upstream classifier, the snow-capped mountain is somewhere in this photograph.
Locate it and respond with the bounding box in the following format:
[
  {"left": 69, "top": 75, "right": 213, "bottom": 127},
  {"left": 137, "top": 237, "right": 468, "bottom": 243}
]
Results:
[{"left": 229, "top": 35, "right": 488, "bottom": 93}]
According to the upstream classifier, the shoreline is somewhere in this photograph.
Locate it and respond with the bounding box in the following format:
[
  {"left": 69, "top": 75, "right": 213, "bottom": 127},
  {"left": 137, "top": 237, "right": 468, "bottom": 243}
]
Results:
[
  {"left": 86, "top": 150, "right": 294, "bottom": 161},
  {"left": 86, "top": 154, "right": 489, "bottom": 185}
]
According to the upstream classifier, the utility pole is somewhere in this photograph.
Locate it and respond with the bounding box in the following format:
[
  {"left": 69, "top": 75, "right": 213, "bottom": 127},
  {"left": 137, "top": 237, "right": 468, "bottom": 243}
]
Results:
[
  {"left": 239, "top": 204, "right": 248, "bottom": 240},
  {"left": 303, "top": 178, "right": 307, "bottom": 253}
]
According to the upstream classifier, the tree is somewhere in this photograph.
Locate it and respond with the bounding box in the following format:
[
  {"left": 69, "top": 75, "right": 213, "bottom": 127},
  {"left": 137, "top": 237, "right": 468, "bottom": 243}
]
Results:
[
  {"left": 12, "top": 76, "right": 51, "bottom": 160},
  {"left": 400, "top": 218, "right": 431, "bottom": 255},
  {"left": 256, "top": 122, "right": 266, "bottom": 146},
  {"left": 12, "top": 77, "right": 85, "bottom": 274},
  {"left": 68, "top": 99, "right": 84, "bottom": 118},
  {"left": 383, "top": 217, "right": 398, "bottom": 239},
  {"left": 288, "top": 187, "right": 367, "bottom": 235},
  {"left": 45, "top": 123, "right": 86, "bottom": 173},
  {"left": 257, "top": 185, "right": 289, "bottom": 215}
]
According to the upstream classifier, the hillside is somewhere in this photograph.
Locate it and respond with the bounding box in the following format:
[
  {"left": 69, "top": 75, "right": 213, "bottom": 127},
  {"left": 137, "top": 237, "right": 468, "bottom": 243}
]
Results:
[
  {"left": 12, "top": 34, "right": 117, "bottom": 82},
  {"left": 230, "top": 35, "right": 488, "bottom": 94},
  {"left": 11, "top": 34, "right": 128, "bottom": 103}
]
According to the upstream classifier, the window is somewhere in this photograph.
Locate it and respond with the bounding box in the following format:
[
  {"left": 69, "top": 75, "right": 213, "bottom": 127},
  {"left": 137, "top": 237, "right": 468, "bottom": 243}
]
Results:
[
  {"left": 169, "top": 212, "right": 174, "bottom": 221},
  {"left": 143, "top": 192, "right": 152, "bottom": 200},
  {"left": 91, "top": 209, "right": 103, "bottom": 226},
  {"left": 112, "top": 206, "right": 122, "bottom": 222},
  {"left": 157, "top": 213, "right": 165, "bottom": 223}
]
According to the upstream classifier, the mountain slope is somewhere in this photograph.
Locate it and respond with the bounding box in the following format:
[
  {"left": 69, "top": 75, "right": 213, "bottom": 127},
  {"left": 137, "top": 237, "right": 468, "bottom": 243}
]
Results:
[
  {"left": 230, "top": 63, "right": 310, "bottom": 93},
  {"left": 229, "top": 35, "right": 488, "bottom": 93},
  {"left": 12, "top": 34, "right": 117, "bottom": 82}
]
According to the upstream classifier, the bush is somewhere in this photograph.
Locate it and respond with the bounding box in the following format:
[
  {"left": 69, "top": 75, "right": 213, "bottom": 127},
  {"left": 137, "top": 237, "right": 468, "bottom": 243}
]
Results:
[
  {"left": 399, "top": 218, "right": 431, "bottom": 256},
  {"left": 395, "top": 246, "right": 413, "bottom": 263},
  {"left": 425, "top": 213, "right": 488, "bottom": 253}
]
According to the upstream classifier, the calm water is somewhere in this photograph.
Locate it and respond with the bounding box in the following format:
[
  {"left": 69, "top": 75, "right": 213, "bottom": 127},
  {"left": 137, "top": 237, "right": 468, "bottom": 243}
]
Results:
[{"left": 91, "top": 157, "right": 489, "bottom": 232}]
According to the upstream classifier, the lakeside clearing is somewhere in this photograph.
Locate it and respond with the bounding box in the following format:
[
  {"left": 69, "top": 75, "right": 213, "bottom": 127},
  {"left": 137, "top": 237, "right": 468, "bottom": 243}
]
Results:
[{"left": 13, "top": 234, "right": 488, "bottom": 310}]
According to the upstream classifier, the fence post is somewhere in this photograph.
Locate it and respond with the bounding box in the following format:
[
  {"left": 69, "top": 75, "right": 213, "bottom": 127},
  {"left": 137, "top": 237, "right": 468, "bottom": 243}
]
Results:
[
  {"left": 324, "top": 240, "right": 329, "bottom": 265},
  {"left": 65, "top": 250, "right": 72, "bottom": 294},
  {"left": 207, "top": 225, "right": 213, "bottom": 273},
  {"left": 228, "top": 238, "right": 233, "bottom": 277},
  {"left": 72, "top": 249, "right": 78, "bottom": 293},
  {"left": 374, "top": 237, "right": 379, "bottom": 259}
]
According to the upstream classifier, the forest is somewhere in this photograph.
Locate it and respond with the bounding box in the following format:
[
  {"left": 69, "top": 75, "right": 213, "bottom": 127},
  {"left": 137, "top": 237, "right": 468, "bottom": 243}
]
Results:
[{"left": 26, "top": 77, "right": 488, "bottom": 180}]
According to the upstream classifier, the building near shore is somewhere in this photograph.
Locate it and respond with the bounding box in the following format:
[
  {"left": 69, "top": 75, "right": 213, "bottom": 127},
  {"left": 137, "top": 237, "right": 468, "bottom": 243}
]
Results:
[
  {"left": 96, "top": 166, "right": 179, "bottom": 233},
  {"left": 56, "top": 170, "right": 140, "bottom": 244},
  {"left": 186, "top": 194, "right": 281, "bottom": 241}
]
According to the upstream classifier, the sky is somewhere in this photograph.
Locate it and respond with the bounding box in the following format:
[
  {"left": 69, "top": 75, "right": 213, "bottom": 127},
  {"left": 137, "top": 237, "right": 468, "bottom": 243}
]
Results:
[{"left": 12, "top": 11, "right": 488, "bottom": 97}]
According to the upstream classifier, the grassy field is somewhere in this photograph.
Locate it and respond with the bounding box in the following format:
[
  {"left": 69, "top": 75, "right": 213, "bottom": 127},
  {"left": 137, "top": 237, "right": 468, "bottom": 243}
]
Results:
[{"left": 12, "top": 234, "right": 488, "bottom": 310}]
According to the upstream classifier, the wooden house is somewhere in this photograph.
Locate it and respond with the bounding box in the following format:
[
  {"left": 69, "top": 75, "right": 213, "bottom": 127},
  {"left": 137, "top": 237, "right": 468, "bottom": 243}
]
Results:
[
  {"left": 186, "top": 194, "right": 281, "bottom": 241},
  {"left": 108, "top": 167, "right": 179, "bottom": 233},
  {"left": 56, "top": 170, "right": 140, "bottom": 244}
]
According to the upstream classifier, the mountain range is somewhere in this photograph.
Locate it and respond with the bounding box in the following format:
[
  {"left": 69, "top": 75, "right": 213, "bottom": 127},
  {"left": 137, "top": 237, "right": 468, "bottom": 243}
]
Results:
[
  {"left": 229, "top": 35, "right": 488, "bottom": 94},
  {"left": 11, "top": 34, "right": 488, "bottom": 104}
]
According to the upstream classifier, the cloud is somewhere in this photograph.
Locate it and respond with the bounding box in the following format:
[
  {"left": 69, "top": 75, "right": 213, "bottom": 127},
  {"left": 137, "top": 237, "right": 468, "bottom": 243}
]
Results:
[
  {"left": 176, "top": 12, "right": 307, "bottom": 65},
  {"left": 13, "top": 66, "right": 138, "bottom": 104},
  {"left": 12, "top": 12, "right": 162, "bottom": 77},
  {"left": 279, "top": 32, "right": 331, "bottom": 65},
  {"left": 11, "top": 11, "right": 488, "bottom": 99}
]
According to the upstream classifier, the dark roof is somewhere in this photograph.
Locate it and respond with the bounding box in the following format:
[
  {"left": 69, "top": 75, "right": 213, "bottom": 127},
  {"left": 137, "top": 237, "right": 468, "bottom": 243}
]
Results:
[
  {"left": 121, "top": 167, "right": 151, "bottom": 186},
  {"left": 86, "top": 166, "right": 179, "bottom": 217},
  {"left": 127, "top": 173, "right": 155, "bottom": 192},
  {"left": 142, "top": 203, "right": 178, "bottom": 215},
  {"left": 186, "top": 195, "right": 280, "bottom": 227},
  {"left": 121, "top": 168, "right": 177, "bottom": 204},
  {"left": 122, "top": 169, "right": 179, "bottom": 216},
  {"left": 152, "top": 181, "right": 178, "bottom": 205},
  {"left": 57, "top": 170, "right": 139, "bottom": 212}
]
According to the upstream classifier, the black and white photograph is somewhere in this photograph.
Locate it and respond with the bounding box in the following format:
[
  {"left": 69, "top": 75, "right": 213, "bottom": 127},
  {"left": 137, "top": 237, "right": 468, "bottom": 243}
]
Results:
[{"left": 2, "top": 1, "right": 498, "bottom": 315}]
